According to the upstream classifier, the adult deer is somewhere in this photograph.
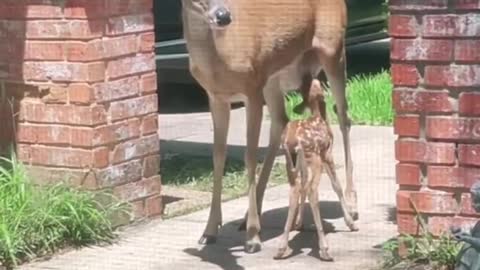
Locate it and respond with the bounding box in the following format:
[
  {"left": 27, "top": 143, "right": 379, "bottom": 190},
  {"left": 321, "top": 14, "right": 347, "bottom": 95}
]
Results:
[{"left": 181, "top": 0, "right": 356, "bottom": 253}]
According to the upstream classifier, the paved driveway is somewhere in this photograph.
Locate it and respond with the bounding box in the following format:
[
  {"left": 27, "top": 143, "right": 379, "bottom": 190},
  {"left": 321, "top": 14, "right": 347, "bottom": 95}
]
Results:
[{"left": 20, "top": 39, "right": 397, "bottom": 270}]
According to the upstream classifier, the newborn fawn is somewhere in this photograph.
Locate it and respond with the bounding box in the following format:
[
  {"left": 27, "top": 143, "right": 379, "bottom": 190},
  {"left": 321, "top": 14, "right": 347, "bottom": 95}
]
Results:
[{"left": 275, "top": 79, "right": 358, "bottom": 261}]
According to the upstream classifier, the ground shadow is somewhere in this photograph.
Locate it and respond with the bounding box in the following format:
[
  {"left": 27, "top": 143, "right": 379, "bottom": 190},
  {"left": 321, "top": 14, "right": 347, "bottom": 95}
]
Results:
[{"left": 183, "top": 200, "right": 353, "bottom": 270}]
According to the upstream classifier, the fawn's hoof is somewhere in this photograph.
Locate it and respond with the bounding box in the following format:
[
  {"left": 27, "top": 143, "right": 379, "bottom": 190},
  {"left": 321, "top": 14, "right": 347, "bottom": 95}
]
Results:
[
  {"left": 274, "top": 246, "right": 293, "bottom": 260},
  {"left": 319, "top": 249, "right": 334, "bottom": 262},
  {"left": 198, "top": 235, "right": 217, "bottom": 245},
  {"left": 349, "top": 223, "right": 359, "bottom": 232},
  {"left": 245, "top": 241, "right": 262, "bottom": 254}
]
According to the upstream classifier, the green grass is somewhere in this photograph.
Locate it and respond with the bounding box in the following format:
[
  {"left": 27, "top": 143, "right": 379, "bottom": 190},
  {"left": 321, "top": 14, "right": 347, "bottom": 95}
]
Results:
[
  {"left": 161, "top": 154, "right": 287, "bottom": 199},
  {"left": 285, "top": 70, "right": 394, "bottom": 126},
  {"left": 0, "top": 154, "right": 129, "bottom": 269}
]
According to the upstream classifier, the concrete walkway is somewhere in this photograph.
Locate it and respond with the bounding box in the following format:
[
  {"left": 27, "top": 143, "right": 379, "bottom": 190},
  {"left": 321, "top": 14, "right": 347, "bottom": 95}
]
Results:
[{"left": 21, "top": 108, "right": 398, "bottom": 270}]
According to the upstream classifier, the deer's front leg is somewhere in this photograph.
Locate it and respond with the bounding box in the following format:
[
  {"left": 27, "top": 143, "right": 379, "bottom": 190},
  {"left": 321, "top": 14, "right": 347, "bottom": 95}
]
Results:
[
  {"left": 238, "top": 80, "right": 288, "bottom": 232},
  {"left": 198, "top": 97, "right": 230, "bottom": 245},
  {"left": 244, "top": 96, "right": 263, "bottom": 253}
]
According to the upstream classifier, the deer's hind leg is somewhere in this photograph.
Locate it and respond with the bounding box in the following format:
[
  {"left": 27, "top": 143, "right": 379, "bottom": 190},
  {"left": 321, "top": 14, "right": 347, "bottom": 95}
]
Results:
[{"left": 311, "top": 24, "right": 358, "bottom": 220}]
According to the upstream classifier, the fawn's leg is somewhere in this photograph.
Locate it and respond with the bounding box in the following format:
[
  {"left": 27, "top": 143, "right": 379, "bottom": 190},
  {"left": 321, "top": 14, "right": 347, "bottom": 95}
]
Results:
[
  {"left": 274, "top": 181, "right": 300, "bottom": 259},
  {"left": 294, "top": 178, "right": 307, "bottom": 231},
  {"left": 325, "top": 154, "right": 359, "bottom": 232},
  {"left": 308, "top": 158, "right": 333, "bottom": 261}
]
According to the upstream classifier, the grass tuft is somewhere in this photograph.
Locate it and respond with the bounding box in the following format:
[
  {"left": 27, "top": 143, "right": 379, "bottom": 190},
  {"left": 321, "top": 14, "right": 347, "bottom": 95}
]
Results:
[
  {"left": 161, "top": 153, "right": 287, "bottom": 200},
  {"left": 0, "top": 153, "right": 129, "bottom": 269}
]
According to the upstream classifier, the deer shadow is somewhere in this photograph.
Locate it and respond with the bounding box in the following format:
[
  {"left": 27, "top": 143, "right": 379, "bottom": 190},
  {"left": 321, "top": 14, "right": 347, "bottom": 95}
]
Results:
[{"left": 183, "top": 200, "right": 351, "bottom": 270}]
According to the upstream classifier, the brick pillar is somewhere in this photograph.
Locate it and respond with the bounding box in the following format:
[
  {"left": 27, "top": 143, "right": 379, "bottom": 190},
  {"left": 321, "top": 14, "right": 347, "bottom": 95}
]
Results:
[
  {"left": 0, "top": 0, "right": 162, "bottom": 220},
  {"left": 390, "top": 0, "right": 480, "bottom": 236}
]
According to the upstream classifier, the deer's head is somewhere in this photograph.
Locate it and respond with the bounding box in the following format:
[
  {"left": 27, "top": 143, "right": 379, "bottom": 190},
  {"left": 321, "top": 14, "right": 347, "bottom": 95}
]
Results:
[{"left": 186, "top": 0, "right": 232, "bottom": 28}]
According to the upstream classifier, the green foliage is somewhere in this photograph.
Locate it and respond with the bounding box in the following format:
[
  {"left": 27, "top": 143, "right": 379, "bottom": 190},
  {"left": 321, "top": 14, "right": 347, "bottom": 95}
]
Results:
[
  {"left": 0, "top": 154, "right": 129, "bottom": 269},
  {"left": 284, "top": 70, "right": 394, "bottom": 125},
  {"left": 381, "top": 199, "right": 462, "bottom": 270},
  {"left": 284, "top": 91, "right": 312, "bottom": 121}
]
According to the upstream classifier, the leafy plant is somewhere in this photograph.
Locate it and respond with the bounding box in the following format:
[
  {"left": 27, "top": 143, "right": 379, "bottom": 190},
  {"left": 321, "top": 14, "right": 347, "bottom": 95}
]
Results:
[
  {"left": 284, "top": 91, "right": 312, "bottom": 121},
  {"left": 381, "top": 199, "right": 462, "bottom": 270},
  {"left": 0, "top": 154, "right": 129, "bottom": 269}
]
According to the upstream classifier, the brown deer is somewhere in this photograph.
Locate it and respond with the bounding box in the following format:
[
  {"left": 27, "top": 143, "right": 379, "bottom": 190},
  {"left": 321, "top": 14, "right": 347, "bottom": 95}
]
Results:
[
  {"left": 181, "top": 0, "right": 356, "bottom": 253},
  {"left": 274, "top": 79, "right": 358, "bottom": 261}
]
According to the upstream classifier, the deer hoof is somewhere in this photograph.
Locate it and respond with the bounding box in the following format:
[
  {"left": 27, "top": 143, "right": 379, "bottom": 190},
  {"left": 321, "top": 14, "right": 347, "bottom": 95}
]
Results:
[
  {"left": 274, "top": 246, "right": 293, "bottom": 260},
  {"left": 319, "top": 249, "right": 334, "bottom": 262},
  {"left": 198, "top": 235, "right": 217, "bottom": 245},
  {"left": 245, "top": 241, "right": 262, "bottom": 253}
]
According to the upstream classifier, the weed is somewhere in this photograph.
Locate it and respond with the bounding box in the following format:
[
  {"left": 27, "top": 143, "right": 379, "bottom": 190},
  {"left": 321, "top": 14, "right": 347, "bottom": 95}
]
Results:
[{"left": 381, "top": 199, "right": 462, "bottom": 270}]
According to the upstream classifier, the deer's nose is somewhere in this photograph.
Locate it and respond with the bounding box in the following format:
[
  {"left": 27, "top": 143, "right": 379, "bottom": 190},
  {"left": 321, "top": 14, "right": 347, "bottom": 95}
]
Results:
[{"left": 214, "top": 7, "right": 232, "bottom": 26}]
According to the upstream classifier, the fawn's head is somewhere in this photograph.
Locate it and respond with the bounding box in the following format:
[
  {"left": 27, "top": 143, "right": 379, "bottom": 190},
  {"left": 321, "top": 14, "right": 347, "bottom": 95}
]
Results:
[
  {"left": 185, "top": 0, "right": 233, "bottom": 28},
  {"left": 306, "top": 79, "right": 327, "bottom": 119}
]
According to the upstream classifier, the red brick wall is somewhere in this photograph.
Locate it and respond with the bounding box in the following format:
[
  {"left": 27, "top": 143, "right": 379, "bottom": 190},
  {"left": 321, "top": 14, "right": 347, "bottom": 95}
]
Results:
[
  {"left": 390, "top": 0, "right": 480, "bottom": 236},
  {"left": 0, "top": 0, "right": 161, "bottom": 220}
]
